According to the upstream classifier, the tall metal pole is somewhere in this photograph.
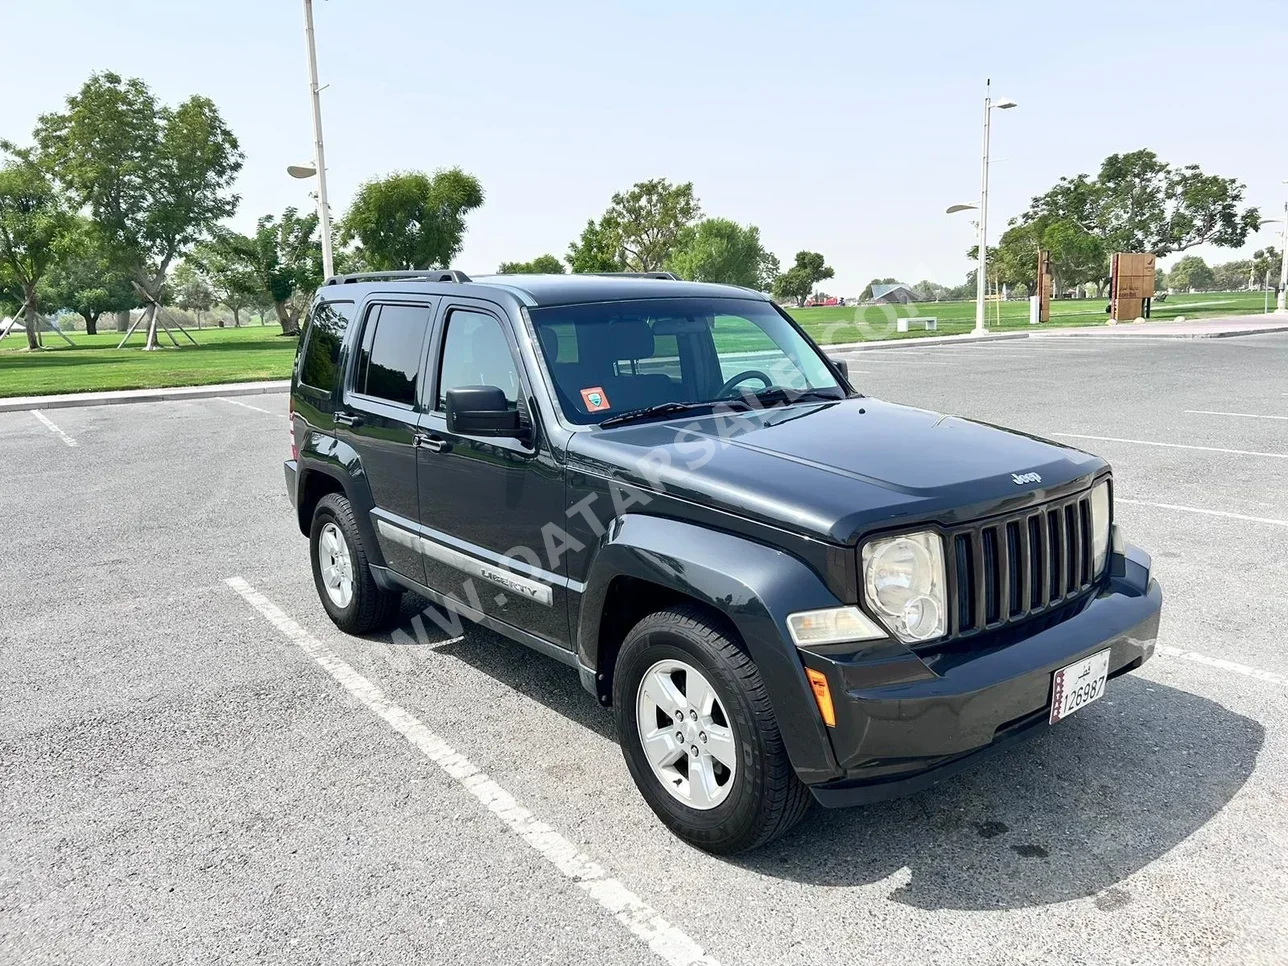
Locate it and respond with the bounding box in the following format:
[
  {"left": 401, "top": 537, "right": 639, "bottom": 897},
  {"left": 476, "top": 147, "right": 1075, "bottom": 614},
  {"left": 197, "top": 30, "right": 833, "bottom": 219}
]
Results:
[
  {"left": 1278, "top": 197, "right": 1287, "bottom": 313},
  {"left": 975, "top": 81, "right": 992, "bottom": 335},
  {"left": 304, "top": 0, "right": 335, "bottom": 280}
]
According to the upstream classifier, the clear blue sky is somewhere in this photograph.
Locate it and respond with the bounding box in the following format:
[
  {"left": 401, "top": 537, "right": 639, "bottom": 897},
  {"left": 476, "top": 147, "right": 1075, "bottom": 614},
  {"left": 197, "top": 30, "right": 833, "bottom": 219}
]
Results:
[{"left": 4, "top": 0, "right": 1285, "bottom": 293}]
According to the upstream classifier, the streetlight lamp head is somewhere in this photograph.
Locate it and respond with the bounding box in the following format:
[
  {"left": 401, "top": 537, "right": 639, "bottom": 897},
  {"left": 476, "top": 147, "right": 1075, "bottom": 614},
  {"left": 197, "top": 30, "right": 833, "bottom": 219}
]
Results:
[
  {"left": 946, "top": 203, "right": 978, "bottom": 214},
  {"left": 995, "top": 98, "right": 1018, "bottom": 110},
  {"left": 287, "top": 163, "right": 317, "bottom": 179}
]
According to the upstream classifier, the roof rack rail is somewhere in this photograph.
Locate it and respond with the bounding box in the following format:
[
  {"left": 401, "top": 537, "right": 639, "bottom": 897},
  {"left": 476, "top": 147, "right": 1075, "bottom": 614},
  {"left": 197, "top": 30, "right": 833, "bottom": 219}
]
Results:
[
  {"left": 584, "top": 271, "right": 680, "bottom": 281},
  {"left": 323, "top": 270, "right": 472, "bottom": 286}
]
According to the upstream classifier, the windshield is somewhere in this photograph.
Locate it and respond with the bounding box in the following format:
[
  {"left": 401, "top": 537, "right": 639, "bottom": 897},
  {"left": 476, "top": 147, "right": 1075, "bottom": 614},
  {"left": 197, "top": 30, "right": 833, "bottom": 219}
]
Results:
[{"left": 528, "top": 297, "right": 844, "bottom": 426}]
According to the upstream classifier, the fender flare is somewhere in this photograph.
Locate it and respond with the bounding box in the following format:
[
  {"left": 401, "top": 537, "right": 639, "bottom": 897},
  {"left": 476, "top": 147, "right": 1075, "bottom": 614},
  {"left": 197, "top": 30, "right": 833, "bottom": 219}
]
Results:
[
  {"left": 296, "top": 435, "right": 386, "bottom": 572},
  {"left": 577, "top": 514, "right": 844, "bottom": 785}
]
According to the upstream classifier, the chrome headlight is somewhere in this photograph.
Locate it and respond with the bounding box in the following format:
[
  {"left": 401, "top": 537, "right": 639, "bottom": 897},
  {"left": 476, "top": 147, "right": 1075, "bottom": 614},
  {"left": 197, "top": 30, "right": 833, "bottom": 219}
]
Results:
[
  {"left": 1090, "top": 480, "right": 1111, "bottom": 576},
  {"left": 861, "top": 531, "right": 948, "bottom": 643}
]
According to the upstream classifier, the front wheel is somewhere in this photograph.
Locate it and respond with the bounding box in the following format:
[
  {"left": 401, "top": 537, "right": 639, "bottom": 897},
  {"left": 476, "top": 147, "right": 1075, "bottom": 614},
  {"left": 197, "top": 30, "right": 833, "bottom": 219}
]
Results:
[{"left": 612, "top": 606, "right": 812, "bottom": 854}]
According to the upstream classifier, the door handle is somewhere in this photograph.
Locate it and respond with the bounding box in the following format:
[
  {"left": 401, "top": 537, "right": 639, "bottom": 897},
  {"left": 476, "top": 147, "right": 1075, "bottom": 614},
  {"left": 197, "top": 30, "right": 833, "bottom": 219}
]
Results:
[
  {"left": 414, "top": 432, "right": 446, "bottom": 452},
  {"left": 334, "top": 411, "right": 363, "bottom": 427}
]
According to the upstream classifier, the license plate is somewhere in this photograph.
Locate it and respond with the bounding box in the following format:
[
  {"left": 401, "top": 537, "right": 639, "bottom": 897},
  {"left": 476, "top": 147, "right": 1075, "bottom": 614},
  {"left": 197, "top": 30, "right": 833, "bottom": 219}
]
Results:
[{"left": 1049, "top": 649, "right": 1111, "bottom": 724}]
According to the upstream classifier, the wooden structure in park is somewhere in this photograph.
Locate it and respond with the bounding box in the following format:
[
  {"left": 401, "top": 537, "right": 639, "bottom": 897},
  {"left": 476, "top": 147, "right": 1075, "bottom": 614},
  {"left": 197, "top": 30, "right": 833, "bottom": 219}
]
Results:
[
  {"left": 1035, "top": 249, "right": 1052, "bottom": 323},
  {"left": 1110, "top": 252, "right": 1156, "bottom": 322}
]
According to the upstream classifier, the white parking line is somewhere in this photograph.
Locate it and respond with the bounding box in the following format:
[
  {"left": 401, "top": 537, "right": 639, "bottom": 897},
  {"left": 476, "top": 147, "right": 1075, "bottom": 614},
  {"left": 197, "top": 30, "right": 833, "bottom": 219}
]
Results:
[
  {"left": 220, "top": 398, "right": 278, "bottom": 416},
  {"left": 1117, "top": 497, "right": 1288, "bottom": 528},
  {"left": 1184, "top": 410, "right": 1288, "bottom": 421},
  {"left": 1052, "top": 433, "right": 1288, "bottom": 460},
  {"left": 31, "top": 410, "right": 77, "bottom": 447},
  {"left": 1156, "top": 645, "right": 1287, "bottom": 689},
  {"left": 224, "top": 576, "right": 718, "bottom": 966}
]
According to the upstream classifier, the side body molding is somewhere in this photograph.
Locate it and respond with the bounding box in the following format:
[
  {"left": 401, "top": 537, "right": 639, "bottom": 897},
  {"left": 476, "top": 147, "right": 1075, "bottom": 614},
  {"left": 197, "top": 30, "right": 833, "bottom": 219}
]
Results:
[{"left": 576, "top": 513, "right": 845, "bottom": 785}]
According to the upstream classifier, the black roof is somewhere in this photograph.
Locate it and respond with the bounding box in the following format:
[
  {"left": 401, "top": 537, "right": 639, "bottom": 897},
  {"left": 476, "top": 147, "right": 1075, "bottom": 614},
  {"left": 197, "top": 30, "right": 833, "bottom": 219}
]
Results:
[{"left": 321, "top": 271, "right": 770, "bottom": 308}]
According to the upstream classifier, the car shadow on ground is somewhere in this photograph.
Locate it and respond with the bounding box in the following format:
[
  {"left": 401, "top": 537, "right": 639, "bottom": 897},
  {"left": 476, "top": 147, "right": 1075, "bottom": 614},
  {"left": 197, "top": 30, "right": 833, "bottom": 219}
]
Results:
[
  {"left": 735, "top": 674, "right": 1263, "bottom": 910},
  {"left": 385, "top": 601, "right": 1262, "bottom": 912},
  {"left": 385, "top": 595, "right": 616, "bottom": 744}
]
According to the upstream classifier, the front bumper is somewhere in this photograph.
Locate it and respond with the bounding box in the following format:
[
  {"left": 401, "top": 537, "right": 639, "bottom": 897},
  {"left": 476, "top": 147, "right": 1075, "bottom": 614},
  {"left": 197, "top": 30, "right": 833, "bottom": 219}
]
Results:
[{"left": 803, "top": 543, "right": 1162, "bottom": 808}]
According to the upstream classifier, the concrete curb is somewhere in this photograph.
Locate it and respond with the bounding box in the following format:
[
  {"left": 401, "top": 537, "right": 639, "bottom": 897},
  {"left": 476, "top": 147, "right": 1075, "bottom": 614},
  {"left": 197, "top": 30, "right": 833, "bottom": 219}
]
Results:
[
  {"left": 827, "top": 331, "right": 1030, "bottom": 352},
  {"left": 1034, "top": 327, "right": 1288, "bottom": 340},
  {"left": 0, "top": 380, "right": 290, "bottom": 413}
]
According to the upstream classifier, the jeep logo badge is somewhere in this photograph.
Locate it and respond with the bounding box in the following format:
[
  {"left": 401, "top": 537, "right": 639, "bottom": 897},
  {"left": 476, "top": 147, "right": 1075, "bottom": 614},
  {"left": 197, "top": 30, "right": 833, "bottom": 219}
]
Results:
[{"left": 1012, "top": 472, "right": 1042, "bottom": 485}]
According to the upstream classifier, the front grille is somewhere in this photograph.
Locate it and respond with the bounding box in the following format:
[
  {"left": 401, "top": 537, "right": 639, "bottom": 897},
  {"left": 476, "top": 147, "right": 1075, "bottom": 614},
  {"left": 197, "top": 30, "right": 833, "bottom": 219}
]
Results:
[{"left": 948, "top": 492, "right": 1097, "bottom": 637}]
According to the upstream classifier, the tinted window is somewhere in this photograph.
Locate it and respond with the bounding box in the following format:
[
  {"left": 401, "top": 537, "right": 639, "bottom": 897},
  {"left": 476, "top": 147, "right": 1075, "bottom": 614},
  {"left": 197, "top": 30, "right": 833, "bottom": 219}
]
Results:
[
  {"left": 354, "top": 303, "right": 431, "bottom": 406},
  {"left": 529, "top": 298, "right": 840, "bottom": 425},
  {"left": 437, "top": 310, "right": 520, "bottom": 409},
  {"left": 298, "top": 301, "right": 354, "bottom": 391}
]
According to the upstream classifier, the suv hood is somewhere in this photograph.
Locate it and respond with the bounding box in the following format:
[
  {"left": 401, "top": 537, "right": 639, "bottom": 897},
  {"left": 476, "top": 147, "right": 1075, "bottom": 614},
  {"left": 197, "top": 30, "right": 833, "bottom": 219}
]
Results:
[{"left": 566, "top": 397, "right": 1106, "bottom": 544}]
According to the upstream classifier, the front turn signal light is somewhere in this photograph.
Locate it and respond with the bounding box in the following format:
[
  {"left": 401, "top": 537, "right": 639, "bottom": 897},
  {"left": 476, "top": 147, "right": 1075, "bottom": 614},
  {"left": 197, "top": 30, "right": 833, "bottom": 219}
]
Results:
[{"left": 805, "top": 668, "right": 837, "bottom": 728}]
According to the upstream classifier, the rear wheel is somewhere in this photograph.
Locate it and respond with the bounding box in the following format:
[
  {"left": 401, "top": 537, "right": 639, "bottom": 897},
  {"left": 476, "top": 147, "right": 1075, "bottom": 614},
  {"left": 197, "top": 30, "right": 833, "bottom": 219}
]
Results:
[
  {"left": 309, "top": 492, "right": 401, "bottom": 634},
  {"left": 613, "top": 605, "right": 812, "bottom": 854}
]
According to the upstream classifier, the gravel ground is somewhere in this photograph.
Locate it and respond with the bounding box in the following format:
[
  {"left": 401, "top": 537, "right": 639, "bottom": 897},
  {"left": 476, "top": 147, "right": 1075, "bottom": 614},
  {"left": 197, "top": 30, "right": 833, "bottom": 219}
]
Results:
[{"left": 2, "top": 333, "right": 1286, "bottom": 965}]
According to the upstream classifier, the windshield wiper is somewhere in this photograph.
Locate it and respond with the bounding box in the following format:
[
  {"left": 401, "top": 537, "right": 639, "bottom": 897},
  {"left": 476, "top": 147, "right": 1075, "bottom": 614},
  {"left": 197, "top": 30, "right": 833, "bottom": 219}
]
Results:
[
  {"left": 741, "top": 387, "right": 846, "bottom": 407},
  {"left": 599, "top": 400, "right": 732, "bottom": 428}
]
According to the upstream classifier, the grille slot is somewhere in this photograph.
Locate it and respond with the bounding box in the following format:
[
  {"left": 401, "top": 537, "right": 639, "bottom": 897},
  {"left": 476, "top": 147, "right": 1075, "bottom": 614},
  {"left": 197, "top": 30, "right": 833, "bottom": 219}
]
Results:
[{"left": 950, "top": 493, "right": 1098, "bottom": 636}]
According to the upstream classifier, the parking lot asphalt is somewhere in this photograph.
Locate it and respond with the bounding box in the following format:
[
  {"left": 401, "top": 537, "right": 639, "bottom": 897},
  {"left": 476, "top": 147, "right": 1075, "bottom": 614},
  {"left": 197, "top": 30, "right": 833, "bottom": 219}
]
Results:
[{"left": 2, "top": 333, "right": 1286, "bottom": 965}]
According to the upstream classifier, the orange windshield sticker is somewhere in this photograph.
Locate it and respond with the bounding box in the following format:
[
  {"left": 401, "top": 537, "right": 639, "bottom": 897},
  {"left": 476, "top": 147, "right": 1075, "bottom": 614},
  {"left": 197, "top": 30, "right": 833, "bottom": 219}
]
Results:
[{"left": 580, "top": 387, "right": 611, "bottom": 412}]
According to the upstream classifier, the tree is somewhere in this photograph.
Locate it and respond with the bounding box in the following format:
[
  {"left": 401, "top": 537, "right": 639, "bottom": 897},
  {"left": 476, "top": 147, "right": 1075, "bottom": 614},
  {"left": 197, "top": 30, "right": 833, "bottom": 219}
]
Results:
[
  {"left": 1015, "top": 150, "right": 1258, "bottom": 261},
  {"left": 773, "top": 251, "right": 834, "bottom": 304},
  {"left": 773, "top": 267, "right": 812, "bottom": 306},
  {"left": 1167, "top": 255, "right": 1214, "bottom": 292},
  {"left": 244, "top": 207, "right": 324, "bottom": 336},
  {"left": 189, "top": 232, "right": 261, "bottom": 326},
  {"left": 566, "top": 218, "right": 623, "bottom": 273},
  {"left": 794, "top": 251, "right": 834, "bottom": 289},
  {"left": 35, "top": 72, "right": 243, "bottom": 349},
  {"left": 1250, "top": 247, "right": 1281, "bottom": 288},
  {"left": 40, "top": 217, "right": 140, "bottom": 334},
  {"left": 498, "top": 254, "right": 565, "bottom": 274},
  {"left": 911, "top": 279, "right": 950, "bottom": 301},
  {"left": 340, "top": 168, "right": 483, "bottom": 271},
  {"left": 170, "top": 261, "right": 215, "bottom": 326},
  {"left": 0, "top": 146, "right": 74, "bottom": 349},
  {"left": 1211, "top": 259, "right": 1252, "bottom": 292},
  {"left": 759, "top": 252, "right": 781, "bottom": 293},
  {"left": 666, "top": 218, "right": 775, "bottom": 289},
  {"left": 598, "top": 178, "right": 700, "bottom": 272}
]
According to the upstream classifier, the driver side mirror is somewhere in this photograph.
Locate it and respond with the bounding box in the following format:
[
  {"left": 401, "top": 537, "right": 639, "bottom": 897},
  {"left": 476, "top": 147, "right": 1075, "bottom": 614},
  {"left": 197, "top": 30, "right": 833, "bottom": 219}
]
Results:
[
  {"left": 445, "top": 386, "right": 523, "bottom": 437},
  {"left": 829, "top": 357, "right": 849, "bottom": 382}
]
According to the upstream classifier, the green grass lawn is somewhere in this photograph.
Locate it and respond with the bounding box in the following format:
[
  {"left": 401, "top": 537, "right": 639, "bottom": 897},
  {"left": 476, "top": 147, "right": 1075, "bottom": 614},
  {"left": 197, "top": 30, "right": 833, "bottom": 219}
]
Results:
[
  {"left": 0, "top": 291, "right": 1273, "bottom": 398},
  {"left": 0, "top": 324, "right": 297, "bottom": 398},
  {"left": 787, "top": 290, "right": 1272, "bottom": 344}
]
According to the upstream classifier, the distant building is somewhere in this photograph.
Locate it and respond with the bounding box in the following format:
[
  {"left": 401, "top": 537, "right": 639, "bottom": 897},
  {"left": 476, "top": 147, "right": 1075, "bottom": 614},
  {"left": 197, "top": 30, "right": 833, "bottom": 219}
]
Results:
[{"left": 869, "top": 283, "right": 917, "bottom": 304}]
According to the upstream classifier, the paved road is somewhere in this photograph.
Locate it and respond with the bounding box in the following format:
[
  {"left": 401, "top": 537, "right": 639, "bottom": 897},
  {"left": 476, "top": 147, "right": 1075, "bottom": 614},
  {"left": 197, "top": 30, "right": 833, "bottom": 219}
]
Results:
[{"left": 3, "top": 334, "right": 1286, "bottom": 965}]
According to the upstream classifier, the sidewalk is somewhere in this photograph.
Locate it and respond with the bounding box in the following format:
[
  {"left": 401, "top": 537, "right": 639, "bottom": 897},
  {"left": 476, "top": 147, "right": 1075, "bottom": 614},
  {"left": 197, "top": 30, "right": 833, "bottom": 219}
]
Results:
[
  {"left": 0, "top": 380, "right": 290, "bottom": 413},
  {"left": 1033, "top": 315, "right": 1288, "bottom": 339}
]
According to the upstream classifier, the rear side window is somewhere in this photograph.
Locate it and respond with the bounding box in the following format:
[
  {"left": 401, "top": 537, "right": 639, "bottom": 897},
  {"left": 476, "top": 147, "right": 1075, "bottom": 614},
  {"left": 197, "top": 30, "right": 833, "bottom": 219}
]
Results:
[
  {"left": 298, "top": 301, "right": 354, "bottom": 391},
  {"left": 353, "top": 303, "right": 432, "bottom": 406}
]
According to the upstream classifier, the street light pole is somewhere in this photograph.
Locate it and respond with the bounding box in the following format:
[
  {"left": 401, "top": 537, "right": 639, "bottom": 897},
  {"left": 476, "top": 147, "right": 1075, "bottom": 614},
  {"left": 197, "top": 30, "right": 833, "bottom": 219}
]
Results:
[
  {"left": 303, "top": 0, "right": 334, "bottom": 280},
  {"left": 973, "top": 82, "right": 1016, "bottom": 335},
  {"left": 1278, "top": 194, "right": 1287, "bottom": 314},
  {"left": 975, "top": 83, "right": 993, "bottom": 335}
]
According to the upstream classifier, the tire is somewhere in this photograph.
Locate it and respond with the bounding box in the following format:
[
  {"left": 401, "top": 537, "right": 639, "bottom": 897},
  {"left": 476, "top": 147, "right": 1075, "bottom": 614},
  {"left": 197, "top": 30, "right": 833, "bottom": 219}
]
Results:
[
  {"left": 613, "top": 605, "right": 813, "bottom": 854},
  {"left": 309, "top": 492, "right": 402, "bottom": 634}
]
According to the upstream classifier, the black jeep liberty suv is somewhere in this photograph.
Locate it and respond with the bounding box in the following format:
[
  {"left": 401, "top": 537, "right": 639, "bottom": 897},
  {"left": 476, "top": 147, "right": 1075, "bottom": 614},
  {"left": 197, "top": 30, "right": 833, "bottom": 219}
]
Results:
[{"left": 285, "top": 270, "right": 1162, "bottom": 854}]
